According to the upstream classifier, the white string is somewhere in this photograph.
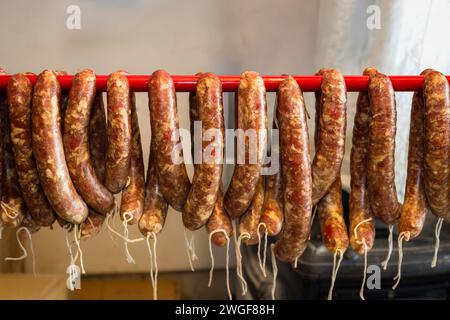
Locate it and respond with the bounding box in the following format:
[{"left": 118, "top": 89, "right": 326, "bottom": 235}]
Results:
[
  {"left": 293, "top": 256, "right": 299, "bottom": 269},
  {"left": 381, "top": 225, "right": 394, "bottom": 270},
  {"left": 183, "top": 228, "right": 197, "bottom": 272},
  {"left": 236, "top": 232, "right": 250, "bottom": 296},
  {"left": 73, "top": 224, "right": 86, "bottom": 274},
  {"left": 105, "top": 213, "right": 144, "bottom": 243},
  {"left": 328, "top": 250, "right": 343, "bottom": 300},
  {"left": 0, "top": 201, "right": 20, "bottom": 220},
  {"left": 431, "top": 218, "right": 444, "bottom": 268},
  {"left": 353, "top": 217, "right": 372, "bottom": 300},
  {"left": 359, "top": 239, "right": 368, "bottom": 300},
  {"left": 257, "top": 222, "right": 268, "bottom": 277},
  {"left": 270, "top": 244, "right": 278, "bottom": 300},
  {"left": 122, "top": 212, "right": 136, "bottom": 264},
  {"left": 5, "top": 227, "right": 36, "bottom": 275},
  {"left": 145, "top": 232, "right": 158, "bottom": 300},
  {"left": 208, "top": 229, "right": 232, "bottom": 300},
  {"left": 392, "top": 233, "right": 406, "bottom": 290},
  {"left": 353, "top": 218, "right": 373, "bottom": 240}
]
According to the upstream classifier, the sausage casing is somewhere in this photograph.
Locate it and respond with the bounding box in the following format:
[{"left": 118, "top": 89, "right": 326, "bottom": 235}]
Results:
[
  {"left": 349, "top": 67, "right": 376, "bottom": 254},
  {"left": 105, "top": 71, "right": 132, "bottom": 194},
  {"left": 81, "top": 93, "right": 109, "bottom": 238},
  {"left": 119, "top": 93, "right": 145, "bottom": 224},
  {"left": 238, "top": 175, "right": 265, "bottom": 245},
  {"left": 367, "top": 72, "right": 401, "bottom": 225},
  {"left": 423, "top": 70, "right": 450, "bottom": 220},
  {"left": 32, "top": 70, "right": 88, "bottom": 225},
  {"left": 398, "top": 89, "right": 428, "bottom": 239},
  {"left": 7, "top": 74, "right": 56, "bottom": 227},
  {"left": 63, "top": 69, "right": 114, "bottom": 214},
  {"left": 274, "top": 76, "right": 312, "bottom": 262},
  {"left": 138, "top": 146, "right": 169, "bottom": 235},
  {"left": 206, "top": 185, "right": 233, "bottom": 246},
  {"left": 1, "top": 98, "right": 26, "bottom": 228},
  {"left": 148, "top": 70, "right": 190, "bottom": 211},
  {"left": 311, "top": 69, "right": 347, "bottom": 205},
  {"left": 224, "top": 71, "right": 267, "bottom": 218},
  {"left": 183, "top": 73, "right": 224, "bottom": 230}
]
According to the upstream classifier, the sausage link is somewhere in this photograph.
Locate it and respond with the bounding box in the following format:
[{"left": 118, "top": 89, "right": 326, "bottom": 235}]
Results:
[
  {"left": 224, "top": 71, "right": 267, "bottom": 218},
  {"left": 311, "top": 69, "right": 347, "bottom": 205},
  {"left": 259, "top": 120, "right": 284, "bottom": 237},
  {"left": 238, "top": 174, "right": 265, "bottom": 245},
  {"left": 7, "top": 73, "right": 56, "bottom": 227},
  {"left": 367, "top": 72, "right": 401, "bottom": 225},
  {"left": 21, "top": 211, "right": 41, "bottom": 234},
  {"left": 423, "top": 70, "right": 450, "bottom": 220},
  {"left": 317, "top": 178, "right": 348, "bottom": 252},
  {"left": 398, "top": 85, "right": 429, "bottom": 239},
  {"left": 148, "top": 70, "right": 190, "bottom": 211},
  {"left": 81, "top": 93, "right": 109, "bottom": 238},
  {"left": 138, "top": 147, "right": 169, "bottom": 235},
  {"left": 183, "top": 73, "right": 224, "bottom": 230},
  {"left": 89, "top": 94, "right": 108, "bottom": 180},
  {"left": 314, "top": 70, "right": 349, "bottom": 253},
  {"left": 32, "top": 70, "right": 88, "bottom": 225},
  {"left": 63, "top": 69, "right": 114, "bottom": 214},
  {"left": 188, "top": 81, "right": 233, "bottom": 244},
  {"left": 119, "top": 93, "right": 145, "bottom": 224},
  {"left": 206, "top": 185, "right": 233, "bottom": 246},
  {"left": 105, "top": 71, "right": 132, "bottom": 193},
  {"left": 274, "top": 76, "right": 312, "bottom": 262},
  {"left": 349, "top": 68, "right": 376, "bottom": 254},
  {"left": 80, "top": 210, "right": 105, "bottom": 239},
  {"left": 1, "top": 99, "right": 26, "bottom": 228}
]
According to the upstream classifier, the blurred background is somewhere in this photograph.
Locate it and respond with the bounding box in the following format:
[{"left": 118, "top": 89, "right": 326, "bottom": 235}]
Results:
[{"left": 0, "top": 0, "right": 450, "bottom": 299}]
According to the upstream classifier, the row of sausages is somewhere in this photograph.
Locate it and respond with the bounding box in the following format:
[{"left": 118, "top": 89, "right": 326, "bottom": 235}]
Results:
[{"left": 0, "top": 68, "right": 449, "bottom": 264}]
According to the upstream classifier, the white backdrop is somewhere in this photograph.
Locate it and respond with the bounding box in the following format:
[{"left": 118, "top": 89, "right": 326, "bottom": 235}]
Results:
[{"left": 0, "top": 0, "right": 449, "bottom": 274}]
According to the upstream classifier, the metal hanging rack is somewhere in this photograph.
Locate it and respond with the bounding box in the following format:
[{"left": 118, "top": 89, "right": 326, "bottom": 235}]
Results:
[{"left": 0, "top": 74, "right": 449, "bottom": 92}]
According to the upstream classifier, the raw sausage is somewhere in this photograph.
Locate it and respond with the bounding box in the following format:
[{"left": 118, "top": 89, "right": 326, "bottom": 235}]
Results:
[
  {"left": 81, "top": 93, "right": 109, "bottom": 238},
  {"left": 7, "top": 73, "right": 56, "bottom": 227},
  {"left": 21, "top": 211, "right": 41, "bottom": 234},
  {"left": 398, "top": 81, "right": 429, "bottom": 239},
  {"left": 317, "top": 178, "right": 348, "bottom": 253},
  {"left": 188, "top": 82, "right": 232, "bottom": 244},
  {"left": 259, "top": 120, "right": 284, "bottom": 237},
  {"left": 423, "top": 70, "right": 450, "bottom": 221},
  {"left": 224, "top": 71, "right": 267, "bottom": 218},
  {"left": 63, "top": 69, "right": 114, "bottom": 214},
  {"left": 119, "top": 93, "right": 145, "bottom": 224},
  {"left": 238, "top": 175, "right": 265, "bottom": 245},
  {"left": 311, "top": 69, "right": 347, "bottom": 205},
  {"left": 1, "top": 98, "right": 26, "bottom": 228},
  {"left": 148, "top": 70, "right": 190, "bottom": 211},
  {"left": 183, "top": 72, "right": 224, "bottom": 230},
  {"left": 367, "top": 72, "right": 401, "bottom": 225},
  {"left": 314, "top": 70, "right": 349, "bottom": 253},
  {"left": 349, "top": 67, "right": 376, "bottom": 254},
  {"left": 138, "top": 146, "right": 169, "bottom": 235},
  {"left": 206, "top": 185, "right": 233, "bottom": 247},
  {"left": 105, "top": 71, "right": 132, "bottom": 194},
  {"left": 32, "top": 70, "right": 88, "bottom": 225},
  {"left": 274, "top": 76, "right": 312, "bottom": 262}
]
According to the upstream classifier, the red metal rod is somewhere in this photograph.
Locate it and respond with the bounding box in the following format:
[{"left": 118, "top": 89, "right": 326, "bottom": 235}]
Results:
[{"left": 0, "top": 74, "right": 449, "bottom": 92}]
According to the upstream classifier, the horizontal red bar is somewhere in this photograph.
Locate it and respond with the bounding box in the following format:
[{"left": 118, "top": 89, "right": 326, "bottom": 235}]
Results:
[{"left": 0, "top": 74, "right": 449, "bottom": 92}]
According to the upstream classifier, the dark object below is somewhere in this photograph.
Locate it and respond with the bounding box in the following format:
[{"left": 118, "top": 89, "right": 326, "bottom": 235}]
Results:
[{"left": 239, "top": 191, "right": 450, "bottom": 300}]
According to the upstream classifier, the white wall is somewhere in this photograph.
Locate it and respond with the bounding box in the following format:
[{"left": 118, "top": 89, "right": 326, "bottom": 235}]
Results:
[{"left": 0, "top": 0, "right": 320, "bottom": 273}]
